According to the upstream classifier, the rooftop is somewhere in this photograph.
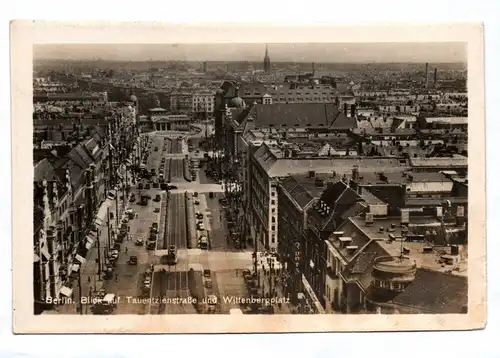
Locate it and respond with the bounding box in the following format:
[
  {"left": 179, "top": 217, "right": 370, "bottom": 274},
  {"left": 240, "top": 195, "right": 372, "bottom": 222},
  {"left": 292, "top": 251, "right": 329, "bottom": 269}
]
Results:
[
  {"left": 253, "top": 144, "right": 410, "bottom": 178},
  {"left": 425, "top": 117, "right": 468, "bottom": 124},
  {"left": 331, "top": 216, "right": 468, "bottom": 276},
  {"left": 241, "top": 103, "right": 357, "bottom": 130},
  {"left": 410, "top": 155, "right": 468, "bottom": 168},
  {"left": 392, "top": 268, "right": 468, "bottom": 313}
]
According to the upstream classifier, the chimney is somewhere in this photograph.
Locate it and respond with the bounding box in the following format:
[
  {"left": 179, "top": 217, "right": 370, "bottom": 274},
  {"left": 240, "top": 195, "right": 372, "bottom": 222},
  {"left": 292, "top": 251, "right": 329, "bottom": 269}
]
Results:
[
  {"left": 425, "top": 63, "right": 429, "bottom": 88},
  {"left": 352, "top": 165, "right": 359, "bottom": 181},
  {"left": 365, "top": 213, "right": 374, "bottom": 226}
]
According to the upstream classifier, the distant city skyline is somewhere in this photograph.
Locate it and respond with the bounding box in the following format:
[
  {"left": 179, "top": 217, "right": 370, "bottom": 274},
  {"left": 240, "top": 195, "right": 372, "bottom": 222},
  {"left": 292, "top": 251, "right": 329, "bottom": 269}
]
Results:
[{"left": 34, "top": 43, "right": 467, "bottom": 63}]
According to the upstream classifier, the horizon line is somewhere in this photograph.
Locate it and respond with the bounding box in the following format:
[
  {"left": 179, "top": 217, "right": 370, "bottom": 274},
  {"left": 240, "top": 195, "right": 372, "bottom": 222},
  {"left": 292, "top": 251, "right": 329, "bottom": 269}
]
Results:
[{"left": 34, "top": 58, "right": 467, "bottom": 64}]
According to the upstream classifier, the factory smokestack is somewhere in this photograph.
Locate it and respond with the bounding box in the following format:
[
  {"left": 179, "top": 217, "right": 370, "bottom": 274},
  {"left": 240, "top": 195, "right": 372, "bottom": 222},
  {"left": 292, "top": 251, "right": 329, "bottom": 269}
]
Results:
[
  {"left": 425, "top": 63, "right": 429, "bottom": 88},
  {"left": 434, "top": 68, "right": 438, "bottom": 87}
]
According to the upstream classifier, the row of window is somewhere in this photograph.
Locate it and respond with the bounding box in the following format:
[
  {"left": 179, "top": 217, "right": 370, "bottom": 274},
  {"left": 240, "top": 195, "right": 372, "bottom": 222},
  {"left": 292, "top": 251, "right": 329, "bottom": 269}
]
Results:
[
  {"left": 274, "top": 96, "right": 335, "bottom": 102},
  {"left": 372, "top": 279, "right": 405, "bottom": 291}
]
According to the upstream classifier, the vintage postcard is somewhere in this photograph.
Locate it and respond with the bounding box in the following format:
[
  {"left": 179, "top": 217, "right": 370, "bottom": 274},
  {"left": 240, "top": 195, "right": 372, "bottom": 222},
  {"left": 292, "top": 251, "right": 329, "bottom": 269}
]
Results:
[{"left": 11, "top": 21, "right": 486, "bottom": 333}]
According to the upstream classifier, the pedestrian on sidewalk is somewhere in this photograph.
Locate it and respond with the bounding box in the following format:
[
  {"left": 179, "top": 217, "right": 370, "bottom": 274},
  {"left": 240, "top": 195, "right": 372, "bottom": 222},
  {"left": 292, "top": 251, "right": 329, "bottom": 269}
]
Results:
[
  {"left": 125, "top": 246, "right": 128, "bottom": 253},
  {"left": 88, "top": 276, "right": 91, "bottom": 284},
  {"left": 115, "top": 274, "right": 118, "bottom": 282}
]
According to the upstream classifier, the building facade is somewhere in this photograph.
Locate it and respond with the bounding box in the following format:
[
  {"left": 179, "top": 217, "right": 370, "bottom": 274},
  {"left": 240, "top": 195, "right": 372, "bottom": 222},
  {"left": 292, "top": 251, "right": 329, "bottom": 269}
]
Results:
[{"left": 192, "top": 90, "right": 215, "bottom": 120}]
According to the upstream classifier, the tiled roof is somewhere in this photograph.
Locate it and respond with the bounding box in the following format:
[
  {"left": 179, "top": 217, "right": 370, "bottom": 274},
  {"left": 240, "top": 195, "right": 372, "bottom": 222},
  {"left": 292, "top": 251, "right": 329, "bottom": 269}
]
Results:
[
  {"left": 349, "top": 241, "right": 390, "bottom": 291},
  {"left": 34, "top": 159, "right": 57, "bottom": 182},
  {"left": 393, "top": 269, "right": 468, "bottom": 313},
  {"left": 244, "top": 103, "right": 357, "bottom": 129},
  {"left": 329, "top": 219, "right": 372, "bottom": 261},
  {"left": 290, "top": 183, "right": 315, "bottom": 209}
]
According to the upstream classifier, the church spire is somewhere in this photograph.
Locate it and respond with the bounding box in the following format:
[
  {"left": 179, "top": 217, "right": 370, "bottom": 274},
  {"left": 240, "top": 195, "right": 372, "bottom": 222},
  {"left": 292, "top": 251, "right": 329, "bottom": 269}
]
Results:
[{"left": 264, "top": 44, "right": 271, "bottom": 73}]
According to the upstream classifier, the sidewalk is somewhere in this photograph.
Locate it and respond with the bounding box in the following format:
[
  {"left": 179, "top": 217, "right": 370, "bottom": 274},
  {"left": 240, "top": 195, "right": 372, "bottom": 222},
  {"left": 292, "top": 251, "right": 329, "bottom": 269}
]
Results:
[
  {"left": 57, "top": 169, "right": 134, "bottom": 314},
  {"left": 259, "top": 272, "right": 294, "bottom": 314}
]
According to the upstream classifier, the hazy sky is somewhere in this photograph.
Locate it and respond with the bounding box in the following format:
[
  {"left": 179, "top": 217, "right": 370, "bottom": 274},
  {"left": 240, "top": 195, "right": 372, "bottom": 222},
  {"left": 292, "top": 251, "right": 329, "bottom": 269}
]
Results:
[{"left": 34, "top": 43, "right": 467, "bottom": 63}]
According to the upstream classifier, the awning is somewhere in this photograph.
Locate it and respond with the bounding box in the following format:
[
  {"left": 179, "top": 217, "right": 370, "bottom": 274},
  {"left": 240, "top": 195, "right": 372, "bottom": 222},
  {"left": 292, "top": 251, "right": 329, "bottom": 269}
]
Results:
[
  {"left": 85, "top": 241, "right": 92, "bottom": 250},
  {"left": 34, "top": 253, "right": 40, "bottom": 262},
  {"left": 60, "top": 286, "right": 73, "bottom": 297},
  {"left": 41, "top": 248, "right": 51, "bottom": 261},
  {"left": 95, "top": 202, "right": 110, "bottom": 226},
  {"left": 75, "top": 254, "right": 86, "bottom": 264},
  {"left": 71, "top": 264, "right": 80, "bottom": 273},
  {"left": 86, "top": 236, "right": 94, "bottom": 245}
]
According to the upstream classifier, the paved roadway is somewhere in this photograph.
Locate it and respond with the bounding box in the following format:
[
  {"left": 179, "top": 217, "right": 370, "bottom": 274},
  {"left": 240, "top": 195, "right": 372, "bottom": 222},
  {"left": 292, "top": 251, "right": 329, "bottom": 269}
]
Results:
[
  {"left": 170, "top": 158, "right": 185, "bottom": 182},
  {"left": 108, "top": 133, "right": 167, "bottom": 314},
  {"left": 142, "top": 131, "right": 256, "bottom": 314},
  {"left": 161, "top": 192, "right": 187, "bottom": 250}
]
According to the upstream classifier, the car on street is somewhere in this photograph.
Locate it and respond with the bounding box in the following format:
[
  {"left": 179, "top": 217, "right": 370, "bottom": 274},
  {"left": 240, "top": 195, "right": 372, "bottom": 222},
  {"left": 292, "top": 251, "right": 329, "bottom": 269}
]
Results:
[
  {"left": 129, "top": 194, "right": 136, "bottom": 202},
  {"left": 151, "top": 169, "right": 156, "bottom": 176},
  {"left": 154, "top": 207, "right": 160, "bottom": 213},
  {"left": 128, "top": 256, "right": 138, "bottom": 265},
  {"left": 138, "top": 182, "right": 143, "bottom": 189},
  {"left": 135, "top": 237, "right": 144, "bottom": 246},
  {"left": 122, "top": 217, "right": 129, "bottom": 224},
  {"left": 205, "top": 278, "right": 212, "bottom": 288},
  {"left": 203, "top": 269, "right": 211, "bottom": 278},
  {"left": 146, "top": 241, "right": 156, "bottom": 250},
  {"left": 209, "top": 192, "right": 214, "bottom": 199},
  {"left": 153, "top": 181, "right": 159, "bottom": 188},
  {"left": 199, "top": 235, "right": 208, "bottom": 250},
  {"left": 193, "top": 192, "right": 198, "bottom": 197},
  {"left": 154, "top": 194, "right": 161, "bottom": 202},
  {"left": 194, "top": 199, "right": 200, "bottom": 205},
  {"left": 154, "top": 147, "right": 158, "bottom": 152},
  {"left": 113, "top": 243, "right": 121, "bottom": 251},
  {"left": 196, "top": 212, "right": 204, "bottom": 219},
  {"left": 167, "top": 185, "right": 178, "bottom": 190},
  {"left": 107, "top": 190, "right": 116, "bottom": 201},
  {"left": 197, "top": 222, "right": 205, "bottom": 230},
  {"left": 145, "top": 183, "right": 151, "bottom": 190},
  {"left": 161, "top": 158, "right": 166, "bottom": 163},
  {"left": 152, "top": 222, "right": 158, "bottom": 230}
]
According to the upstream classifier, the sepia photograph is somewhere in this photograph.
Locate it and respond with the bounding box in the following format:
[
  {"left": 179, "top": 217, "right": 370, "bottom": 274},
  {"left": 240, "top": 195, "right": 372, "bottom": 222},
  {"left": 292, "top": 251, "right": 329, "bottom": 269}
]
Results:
[{"left": 11, "top": 22, "right": 486, "bottom": 333}]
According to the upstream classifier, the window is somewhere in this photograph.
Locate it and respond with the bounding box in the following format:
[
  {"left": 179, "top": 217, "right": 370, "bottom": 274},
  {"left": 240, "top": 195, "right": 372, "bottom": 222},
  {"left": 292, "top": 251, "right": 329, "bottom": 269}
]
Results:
[
  {"left": 271, "top": 200, "right": 275, "bottom": 205},
  {"left": 271, "top": 191, "right": 275, "bottom": 197},
  {"left": 271, "top": 234, "right": 276, "bottom": 243},
  {"left": 271, "top": 225, "right": 276, "bottom": 231},
  {"left": 272, "top": 208, "right": 276, "bottom": 213},
  {"left": 272, "top": 217, "right": 276, "bottom": 223}
]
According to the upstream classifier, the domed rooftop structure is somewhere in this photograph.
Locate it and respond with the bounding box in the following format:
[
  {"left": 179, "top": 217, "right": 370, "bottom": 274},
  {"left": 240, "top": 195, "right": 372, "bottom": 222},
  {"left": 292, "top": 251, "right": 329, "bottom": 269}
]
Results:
[
  {"left": 231, "top": 96, "right": 246, "bottom": 108},
  {"left": 130, "top": 94, "right": 138, "bottom": 102}
]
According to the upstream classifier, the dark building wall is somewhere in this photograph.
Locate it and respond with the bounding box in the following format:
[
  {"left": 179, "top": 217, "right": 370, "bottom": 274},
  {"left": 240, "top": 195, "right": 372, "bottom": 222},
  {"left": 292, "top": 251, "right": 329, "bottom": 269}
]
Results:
[{"left": 303, "top": 227, "right": 327, "bottom": 308}]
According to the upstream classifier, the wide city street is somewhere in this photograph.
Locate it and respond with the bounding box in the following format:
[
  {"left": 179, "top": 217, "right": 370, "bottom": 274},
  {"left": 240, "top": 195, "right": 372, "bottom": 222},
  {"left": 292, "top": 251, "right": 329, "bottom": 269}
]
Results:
[{"left": 69, "top": 126, "right": 259, "bottom": 315}]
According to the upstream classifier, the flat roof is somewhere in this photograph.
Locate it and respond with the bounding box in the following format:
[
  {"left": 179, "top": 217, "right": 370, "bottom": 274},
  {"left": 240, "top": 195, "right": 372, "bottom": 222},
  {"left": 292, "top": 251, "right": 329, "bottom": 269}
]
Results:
[{"left": 348, "top": 216, "right": 467, "bottom": 276}]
